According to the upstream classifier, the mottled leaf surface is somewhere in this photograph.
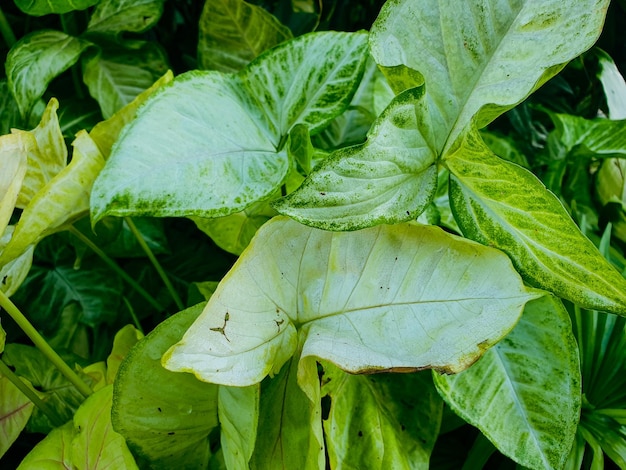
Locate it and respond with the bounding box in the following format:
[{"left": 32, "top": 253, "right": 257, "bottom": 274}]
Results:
[
  {"left": 6, "top": 30, "right": 90, "bottom": 117},
  {"left": 112, "top": 303, "right": 218, "bottom": 469},
  {"left": 274, "top": 86, "right": 438, "bottom": 230},
  {"left": 90, "top": 32, "right": 367, "bottom": 221},
  {"left": 435, "top": 295, "right": 580, "bottom": 470},
  {"left": 163, "top": 217, "right": 541, "bottom": 386},
  {"left": 370, "top": 0, "right": 609, "bottom": 154},
  {"left": 322, "top": 365, "right": 442, "bottom": 469},
  {"left": 198, "top": 0, "right": 292, "bottom": 72},
  {"left": 0, "top": 134, "right": 27, "bottom": 237},
  {"left": 447, "top": 128, "right": 626, "bottom": 315},
  {"left": 87, "top": 0, "right": 165, "bottom": 34},
  {"left": 14, "top": 0, "right": 99, "bottom": 15}
]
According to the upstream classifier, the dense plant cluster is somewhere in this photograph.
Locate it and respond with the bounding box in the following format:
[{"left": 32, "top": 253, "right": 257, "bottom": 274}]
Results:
[{"left": 1, "top": 0, "right": 626, "bottom": 469}]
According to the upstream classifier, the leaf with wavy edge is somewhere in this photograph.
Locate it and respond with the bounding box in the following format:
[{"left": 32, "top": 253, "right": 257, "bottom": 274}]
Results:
[
  {"left": 0, "top": 227, "right": 34, "bottom": 296},
  {"left": 274, "top": 86, "right": 438, "bottom": 230},
  {"left": 163, "top": 216, "right": 541, "bottom": 386},
  {"left": 198, "top": 0, "right": 292, "bottom": 72},
  {"left": 0, "top": 131, "right": 104, "bottom": 266},
  {"left": 434, "top": 295, "right": 581, "bottom": 470},
  {"left": 0, "top": 134, "right": 27, "bottom": 238},
  {"left": 447, "top": 127, "right": 626, "bottom": 315}
]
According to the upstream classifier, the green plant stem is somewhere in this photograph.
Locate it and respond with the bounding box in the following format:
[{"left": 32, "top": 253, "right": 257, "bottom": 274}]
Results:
[
  {"left": 123, "top": 297, "right": 144, "bottom": 334},
  {"left": 125, "top": 217, "right": 185, "bottom": 311},
  {"left": 68, "top": 226, "right": 164, "bottom": 312},
  {"left": 0, "top": 359, "right": 63, "bottom": 427},
  {"left": 0, "top": 290, "right": 93, "bottom": 398},
  {"left": 0, "top": 6, "right": 16, "bottom": 48}
]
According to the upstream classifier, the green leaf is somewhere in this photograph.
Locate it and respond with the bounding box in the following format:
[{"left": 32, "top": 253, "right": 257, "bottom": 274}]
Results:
[
  {"left": 218, "top": 385, "right": 260, "bottom": 470},
  {"left": 86, "top": 0, "right": 165, "bottom": 34},
  {"left": 596, "top": 48, "right": 626, "bottom": 119},
  {"left": 580, "top": 410, "right": 626, "bottom": 469},
  {"left": 71, "top": 385, "right": 139, "bottom": 469},
  {"left": 6, "top": 30, "right": 90, "bottom": 118},
  {"left": 274, "top": 86, "right": 438, "bottom": 230},
  {"left": 82, "top": 40, "right": 169, "bottom": 119},
  {"left": 198, "top": 0, "right": 292, "bottom": 72},
  {"left": 106, "top": 325, "right": 143, "bottom": 384},
  {"left": 0, "top": 374, "right": 35, "bottom": 458},
  {"left": 447, "top": 127, "right": 626, "bottom": 315},
  {"left": 112, "top": 303, "right": 219, "bottom": 469},
  {"left": 0, "top": 320, "right": 4, "bottom": 353},
  {"left": 370, "top": 0, "right": 609, "bottom": 155},
  {"left": 14, "top": 98, "right": 67, "bottom": 209},
  {"left": 0, "top": 133, "right": 28, "bottom": 238},
  {"left": 434, "top": 295, "right": 581, "bottom": 470},
  {"left": 0, "top": 227, "right": 35, "bottom": 297},
  {"left": 14, "top": 0, "right": 99, "bottom": 16},
  {"left": 17, "top": 422, "right": 74, "bottom": 469},
  {"left": 90, "top": 31, "right": 368, "bottom": 222},
  {"left": 0, "top": 130, "right": 105, "bottom": 266},
  {"left": 163, "top": 216, "right": 541, "bottom": 386},
  {"left": 322, "top": 365, "right": 442, "bottom": 469},
  {"left": 249, "top": 353, "right": 325, "bottom": 470},
  {"left": 190, "top": 200, "right": 276, "bottom": 256},
  {"left": 0, "top": 79, "right": 22, "bottom": 136}
]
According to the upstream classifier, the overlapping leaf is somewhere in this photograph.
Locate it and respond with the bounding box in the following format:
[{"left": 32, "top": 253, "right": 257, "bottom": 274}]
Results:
[
  {"left": 163, "top": 216, "right": 541, "bottom": 386},
  {"left": 447, "top": 127, "right": 626, "bottom": 315},
  {"left": 90, "top": 32, "right": 368, "bottom": 222},
  {"left": 198, "top": 0, "right": 292, "bottom": 72},
  {"left": 0, "top": 134, "right": 27, "bottom": 237},
  {"left": 14, "top": 0, "right": 99, "bottom": 16},
  {"left": 16, "top": 422, "right": 74, "bottom": 469},
  {"left": 435, "top": 295, "right": 580, "bottom": 470},
  {"left": 0, "top": 374, "right": 35, "bottom": 458},
  {"left": 6, "top": 30, "right": 90, "bottom": 117},
  {"left": 86, "top": 0, "right": 165, "bottom": 34}
]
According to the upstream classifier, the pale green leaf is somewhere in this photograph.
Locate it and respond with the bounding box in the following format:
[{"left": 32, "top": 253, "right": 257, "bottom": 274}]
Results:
[
  {"left": 106, "top": 325, "right": 143, "bottom": 384},
  {"left": 447, "top": 128, "right": 626, "bottom": 315},
  {"left": 0, "top": 320, "right": 4, "bottom": 353},
  {"left": 90, "top": 32, "right": 367, "bottom": 222},
  {"left": 0, "top": 227, "right": 34, "bottom": 297},
  {"left": 17, "top": 421, "right": 74, "bottom": 469},
  {"left": 0, "top": 374, "right": 35, "bottom": 458},
  {"left": 87, "top": 0, "right": 165, "bottom": 34},
  {"left": 0, "top": 131, "right": 105, "bottom": 266},
  {"left": 90, "top": 70, "right": 173, "bottom": 159},
  {"left": 596, "top": 48, "right": 626, "bottom": 119},
  {"left": 6, "top": 30, "right": 90, "bottom": 117},
  {"left": 14, "top": 0, "right": 99, "bottom": 16},
  {"left": 370, "top": 0, "right": 609, "bottom": 155},
  {"left": 218, "top": 385, "right": 260, "bottom": 470},
  {"left": 112, "top": 303, "right": 218, "bottom": 469},
  {"left": 71, "top": 385, "right": 139, "bottom": 469},
  {"left": 82, "top": 40, "right": 169, "bottom": 119},
  {"left": 190, "top": 200, "right": 276, "bottom": 256},
  {"left": 322, "top": 365, "right": 442, "bottom": 469},
  {"left": 435, "top": 295, "right": 581, "bottom": 470},
  {"left": 274, "top": 86, "right": 438, "bottom": 230},
  {"left": 0, "top": 79, "right": 22, "bottom": 136},
  {"left": 0, "top": 133, "right": 28, "bottom": 238},
  {"left": 14, "top": 98, "right": 67, "bottom": 208},
  {"left": 198, "top": 0, "right": 292, "bottom": 72},
  {"left": 163, "top": 216, "right": 541, "bottom": 386},
  {"left": 249, "top": 353, "right": 325, "bottom": 470}
]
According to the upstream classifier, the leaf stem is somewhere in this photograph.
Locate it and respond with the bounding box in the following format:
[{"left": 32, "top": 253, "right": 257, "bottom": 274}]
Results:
[
  {"left": 0, "top": 359, "right": 63, "bottom": 427},
  {"left": 125, "top": 217, "right": 185, "bottom": 311},
  {"left": 0, "top": 290, "right": 93, "bottom": 398},
  {"left": 68, "top": 226, "right": 165, "bottom": 312},
  {"left": 0, "top": 6, "right": 16, "bottom": 48}
]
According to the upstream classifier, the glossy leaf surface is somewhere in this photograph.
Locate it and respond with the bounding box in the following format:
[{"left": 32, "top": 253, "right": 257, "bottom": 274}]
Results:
[
  {"left": 447, "top": 128, "right": 626, "bottom": 315},
  {"left": 16, "top": 422, "right": 74, "bottom": 469},
  {"left": 0, "top": 134, "right": 27, "bottom": 237},
  {"left": 87, "top": 0, "right": 165, "bottom": 34},
  {"left": 14, "top": 0, "right": 99, "bottom": 16},
  {"left": 0, "top": 374, "right": 35, "bottom": 458},
  {"left": 435, "top": 295, "right": 581, "bottom": 470},
  {"left": 163, "top": 216, "right": 541, "bottom": 386}
]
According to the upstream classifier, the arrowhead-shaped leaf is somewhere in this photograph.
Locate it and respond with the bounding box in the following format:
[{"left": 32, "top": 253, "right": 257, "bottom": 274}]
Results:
[
  {"left": 274, "top": 86, "right": 438, "bottom": 230},
  {"left": 6, "top": 30, "right": 90, "bottom": 117},
  {"left": 434, "top": 295, "right": 581, "bottom": 470},
  {"left": 90, "top": 31, "right": 368, "bottom": 222},
  {"left": 370, "top": 0, "right": 609, "bottom": 154},
  {"left": 198, "top": 0, "right": 292, "bottom": 72},
  {"left": 447, "top": 127, "right": 626, "bottom": 315},
  {"left": 163, "top": 216, "right": 541, "bottom": 386}
]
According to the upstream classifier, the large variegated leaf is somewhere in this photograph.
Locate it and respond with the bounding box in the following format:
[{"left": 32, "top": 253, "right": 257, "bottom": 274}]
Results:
[
  {"left": 447, "top": 127, "right": 626, "bottom": 315},
  {"left": 198, "top": 0, "right": 292, "bottom": 72},
  {"left": 322, "top": 365, "right": 442, "bottom": 469},
  {"left": 370, "top": 0, "right": 609, "bottom": 154},
  {"left": 86, "top": 0, "right": 165, "bottom": 34},
  {"left": 0, "top": 131, "right": 104, "bottom": 266},
  {"left": 274, "top": 86, "right": 438, "bottom": 230},
  {"left": 0, "top": 134, "right": 27, "bottom": 237},
  {"left": 218, "top": 384, "right": 259, "bottom": 470},
  {"left": 163, "top": 216, "right": 541, "bottom": 386},
  {"left": 0, "top": 227, "right": 34, "bottom": 296},
  {"left": 90, "top": 32, "right": 368, "bottom": 222},
  {"left": 6, "top": 31, "right": 90, "bottom": 117},
  {"left": 14, "top": 0, "right": 99, "bottom": 16},
  {"left": 435, "top": 295, "right": 581, "bottom": 470}
]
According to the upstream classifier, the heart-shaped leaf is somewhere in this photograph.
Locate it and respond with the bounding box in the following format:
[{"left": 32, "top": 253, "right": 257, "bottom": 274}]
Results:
[
  {"left": 163, "top": 216, "right": 541, "bottom": 386},
  {"left": 90, "top": 31, "right": 368, "bottom": 222}
]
